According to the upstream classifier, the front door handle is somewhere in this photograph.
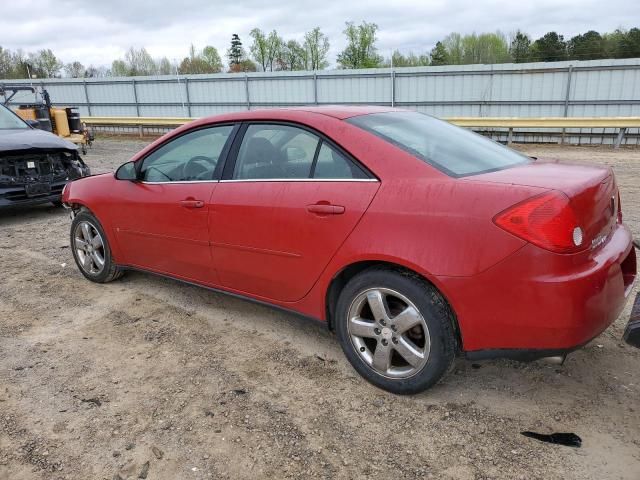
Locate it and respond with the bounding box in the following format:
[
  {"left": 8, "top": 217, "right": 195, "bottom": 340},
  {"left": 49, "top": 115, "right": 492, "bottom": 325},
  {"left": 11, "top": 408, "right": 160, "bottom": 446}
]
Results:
[
  {"left": 306, "top": 203, "right": 345, "bottom": 215},
  {"left": 180, "top": 199, "right": 205, "bottom": 209}
]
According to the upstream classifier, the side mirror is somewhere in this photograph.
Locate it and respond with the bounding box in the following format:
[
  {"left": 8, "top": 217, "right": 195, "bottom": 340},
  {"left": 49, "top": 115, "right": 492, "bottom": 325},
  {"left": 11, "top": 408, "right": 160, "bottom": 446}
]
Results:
[
  {"left": 25, "top": 119, "right": 40, "bottom": 128},
  {"left": 115, "top": 161, "right": 138, "bottom": 181}
]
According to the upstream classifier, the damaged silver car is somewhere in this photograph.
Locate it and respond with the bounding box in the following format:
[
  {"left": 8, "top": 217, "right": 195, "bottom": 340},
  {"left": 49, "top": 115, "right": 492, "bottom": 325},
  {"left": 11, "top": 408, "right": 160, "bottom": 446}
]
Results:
[{"left": 0, "top": 103, "right": 90, "bottom": 209}]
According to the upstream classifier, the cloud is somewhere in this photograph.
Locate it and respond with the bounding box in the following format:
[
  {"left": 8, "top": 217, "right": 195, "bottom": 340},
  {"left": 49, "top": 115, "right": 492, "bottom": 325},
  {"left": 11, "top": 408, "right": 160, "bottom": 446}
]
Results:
[{"left": 1, "top": 0, "right": 638, "bottom": 67}]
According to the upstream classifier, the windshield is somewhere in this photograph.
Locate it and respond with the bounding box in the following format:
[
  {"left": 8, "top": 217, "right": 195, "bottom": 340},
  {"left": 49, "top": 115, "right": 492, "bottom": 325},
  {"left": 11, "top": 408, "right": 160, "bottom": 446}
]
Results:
[
  {"left": 347, "top": 111, "right": 530, "bottom": 177},
  {"left": 0, "top": 106, "right": 29, "bottom": 129}
]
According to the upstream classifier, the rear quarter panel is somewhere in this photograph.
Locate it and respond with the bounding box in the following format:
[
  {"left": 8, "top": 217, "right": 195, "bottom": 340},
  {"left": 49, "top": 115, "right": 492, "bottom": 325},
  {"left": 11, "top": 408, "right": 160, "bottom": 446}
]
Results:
[{"left": 295, "top": 175, "right": 550, "bottom": 322}]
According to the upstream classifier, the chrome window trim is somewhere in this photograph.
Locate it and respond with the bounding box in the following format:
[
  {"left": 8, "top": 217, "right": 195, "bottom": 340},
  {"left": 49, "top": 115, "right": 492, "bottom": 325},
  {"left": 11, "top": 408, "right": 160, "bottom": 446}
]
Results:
[
  {"left": 139, "top": 180, "right": 221, "bottom": 185},
  {"left": 137, "top": 178, "right": 379, "bottom": 184},
  {"left": 219, "top": 178, "right": 379, "bottom": 183}
]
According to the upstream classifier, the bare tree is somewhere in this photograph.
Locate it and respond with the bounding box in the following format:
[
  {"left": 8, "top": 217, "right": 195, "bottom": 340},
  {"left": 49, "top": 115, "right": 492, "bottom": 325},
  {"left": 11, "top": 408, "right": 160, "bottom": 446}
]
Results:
[{"left": 64, "top": 61, "right": 86, "bottom": 78}]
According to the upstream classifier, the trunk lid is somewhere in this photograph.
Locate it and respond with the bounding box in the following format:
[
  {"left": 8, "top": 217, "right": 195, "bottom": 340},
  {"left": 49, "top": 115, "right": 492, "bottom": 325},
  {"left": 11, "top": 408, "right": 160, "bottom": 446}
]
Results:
[{"left": 467, "top": 159, "right": 618, "bottom": 251}]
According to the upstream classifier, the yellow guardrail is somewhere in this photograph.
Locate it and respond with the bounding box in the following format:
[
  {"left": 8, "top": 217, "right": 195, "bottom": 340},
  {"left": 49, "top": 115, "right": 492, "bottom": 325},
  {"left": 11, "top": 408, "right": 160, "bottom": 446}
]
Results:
[
  {"left": 83, "top": 116, "right": 640, "bottom": 147},
  {"left": 84, "top": 116, "right": 193, "bottom": 126},
  {"left": 447, "top": 117, "right": 640, "bottom": 128},
  {"left": 83, "top": 115, "right": 640, "bottom": 128}
]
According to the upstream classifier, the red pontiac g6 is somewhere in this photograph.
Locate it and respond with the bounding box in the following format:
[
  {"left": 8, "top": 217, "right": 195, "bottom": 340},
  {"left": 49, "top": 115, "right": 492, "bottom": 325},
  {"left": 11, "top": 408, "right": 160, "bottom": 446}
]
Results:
[{"left": 62, "top": 107, "right": 639, "bottom": 394}]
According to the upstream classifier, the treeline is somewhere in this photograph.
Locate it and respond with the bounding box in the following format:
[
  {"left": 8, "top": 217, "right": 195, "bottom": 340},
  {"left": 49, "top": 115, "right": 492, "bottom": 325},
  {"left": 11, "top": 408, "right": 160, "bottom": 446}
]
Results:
[
  {"left": 429, "top": 29, "right": 640, "bottom": 65},
  {"left": 1, "top": 23, "right": 640, "bottom": 79}
]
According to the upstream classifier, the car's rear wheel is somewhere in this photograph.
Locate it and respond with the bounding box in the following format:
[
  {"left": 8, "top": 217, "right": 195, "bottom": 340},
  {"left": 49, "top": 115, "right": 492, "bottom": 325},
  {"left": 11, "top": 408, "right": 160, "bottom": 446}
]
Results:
[
  {"left": 70, "top": 211, "right": 123, "bottom": 283},
  {"left": 335, "top": 267, "right": 457, "bottom": 394}
]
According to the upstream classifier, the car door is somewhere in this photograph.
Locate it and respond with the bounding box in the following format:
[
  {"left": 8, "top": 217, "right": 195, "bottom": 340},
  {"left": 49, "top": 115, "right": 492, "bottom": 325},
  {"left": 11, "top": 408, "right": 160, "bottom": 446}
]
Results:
[
  {"left": 111, "top": 124, "right": 236, "bottom": 284},
  {"left": 210, "top": 123, "right": 380, "bottom": 302}
]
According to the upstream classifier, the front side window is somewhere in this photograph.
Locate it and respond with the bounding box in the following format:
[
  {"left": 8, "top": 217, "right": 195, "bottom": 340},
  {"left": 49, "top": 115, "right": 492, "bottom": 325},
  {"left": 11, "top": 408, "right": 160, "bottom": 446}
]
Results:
[
  {"left": 140, "top": 125, "right": 233, "bottom": 182},
  {"left": 0, "top": 106, "right": 29, "bottom": 129},
  {"left": 347, "top": 112, "right": 530, "bottom": 177}
]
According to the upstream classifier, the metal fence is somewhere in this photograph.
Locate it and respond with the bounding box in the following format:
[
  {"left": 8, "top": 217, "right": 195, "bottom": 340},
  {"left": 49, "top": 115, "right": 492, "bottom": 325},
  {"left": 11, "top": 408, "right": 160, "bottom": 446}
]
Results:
[{"left": 3, "top": 58, "right": 640, "bottom": 144}]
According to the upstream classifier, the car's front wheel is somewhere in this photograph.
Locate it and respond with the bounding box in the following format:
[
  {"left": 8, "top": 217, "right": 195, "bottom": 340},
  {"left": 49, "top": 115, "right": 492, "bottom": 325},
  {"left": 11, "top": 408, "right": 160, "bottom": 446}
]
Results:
[
  {"left": 335, "top": 267, "right": 457, "bottom": 394},
  {"left": 70, "top": 211, "right": 123, "bottom": 283}
]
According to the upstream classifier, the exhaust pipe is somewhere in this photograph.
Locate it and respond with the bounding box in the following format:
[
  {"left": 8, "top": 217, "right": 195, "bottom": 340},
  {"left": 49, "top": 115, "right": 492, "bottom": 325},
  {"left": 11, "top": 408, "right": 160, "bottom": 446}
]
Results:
[{"left": 541, "top": 355, "right": 566, "bottom": 365}]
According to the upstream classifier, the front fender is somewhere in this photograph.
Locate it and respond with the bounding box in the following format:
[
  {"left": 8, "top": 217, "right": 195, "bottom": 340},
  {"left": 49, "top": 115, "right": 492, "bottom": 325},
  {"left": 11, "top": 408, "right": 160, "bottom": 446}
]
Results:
[{"left": 62, "top": 173, "right": 124, "bottom": 262}]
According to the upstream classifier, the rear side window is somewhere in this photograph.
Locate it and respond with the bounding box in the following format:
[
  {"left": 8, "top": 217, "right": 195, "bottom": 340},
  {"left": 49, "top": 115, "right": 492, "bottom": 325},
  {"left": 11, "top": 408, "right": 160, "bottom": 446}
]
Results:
[
  {"left": 234, "top": 124, "right": 318, "bottom": 179},
  {"left": 347, "top": 112, "right": 530, "bottom": 177},
  {"left": 314, "top": 142, "right": 368, "bottom": 179},
  {"left": 232, "top": 123, "right": 370, "bottom": 180}
]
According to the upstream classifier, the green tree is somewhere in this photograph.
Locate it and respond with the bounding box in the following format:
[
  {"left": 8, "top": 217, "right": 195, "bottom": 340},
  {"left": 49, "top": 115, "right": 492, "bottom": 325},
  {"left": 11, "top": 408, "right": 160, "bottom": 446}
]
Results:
[
  {"left": 530, "top": 32, "right": 567, "bottom": 61},
  {"left": 227, "top": 34, "right": 245, "bottom": 68},
  {"left": 111, "top": 59, "right": 128, "bottom": 76},
  {"left": 303, "top": 27, "right": 330, "bottom": 70},
  {"left": 11, "top": 50, "right": 30, "bottom": 78},
  {"left": 278, "top": 40, "right": 307, "bottom": 71},
  {"left": 385, "top": 50, "right": 429, "bottom": 67},
  {"left": 568, "top": 30, "right": 605, "bottom": 60},
  {"left": 180, "top": 45, "right": 222, "bottom": 74},
  {"left": 509, "top": 31, "right": 531, "bottom": 63},
  {"left": 461, "top": 32, "right": 510, "bottom": 64},
  {"left": 249, "top": 28, "right": 269, "bottom": 71},
  {"left": 201, "top": 46, "right": 223, "bottom": 72},
  {"left": 442, "top": 33, "right": 463, "bottom": 64},
  {"left": 64, "top": 61, "right": 86, "bottom": 78},
  {"left": 30, "top": 49, "right": 63, "bottom": 77},
  {"left": 602, "top": 29, "right": 626, "bottom": 57},
  {"left": 250, "top": 29, "right": 283, "bottom": 71},
  {"left": 337, "top": 21, "right": 383, "bottom": 69},
  {"left": 610, "top": 28, "right": 640, "bottom": 58},
  {"left": 429, "top": 41, "right": 448, "bottom": 65},
  {"left": 266, "top": 30, "right": 284, "bottom": 71}
]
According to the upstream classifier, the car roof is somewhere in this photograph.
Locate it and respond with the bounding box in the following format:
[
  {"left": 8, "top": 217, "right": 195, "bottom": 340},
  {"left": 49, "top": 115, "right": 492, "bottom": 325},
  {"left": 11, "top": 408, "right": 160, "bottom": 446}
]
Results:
[
  {"left": 197, "top": 105, "right": 406, "bottom": 123},
  {"left": 281, "top": 105, "right": 404, "bottom": 119},
  {"left": 130, "top": 106, "right": 408, "bottom": 164}
]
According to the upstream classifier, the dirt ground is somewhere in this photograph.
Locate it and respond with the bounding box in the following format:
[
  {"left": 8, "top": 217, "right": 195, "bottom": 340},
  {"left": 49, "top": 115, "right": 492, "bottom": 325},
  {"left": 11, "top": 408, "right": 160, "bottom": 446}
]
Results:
[{"left": 0, "top": 138, "right": 639, "bottom": 480}]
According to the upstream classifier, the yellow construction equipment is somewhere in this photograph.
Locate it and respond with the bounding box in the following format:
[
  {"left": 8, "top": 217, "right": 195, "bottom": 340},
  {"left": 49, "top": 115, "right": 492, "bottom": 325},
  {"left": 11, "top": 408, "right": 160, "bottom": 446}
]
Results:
[{"left": 2, "top": 85, "right": 93, "bottom": 154}]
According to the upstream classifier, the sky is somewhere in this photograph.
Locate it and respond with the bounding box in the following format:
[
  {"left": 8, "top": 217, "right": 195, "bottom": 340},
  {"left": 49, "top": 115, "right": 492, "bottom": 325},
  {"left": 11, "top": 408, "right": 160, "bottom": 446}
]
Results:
[{"left": 1, "top": 0, "right": 638, "bottom": 68}]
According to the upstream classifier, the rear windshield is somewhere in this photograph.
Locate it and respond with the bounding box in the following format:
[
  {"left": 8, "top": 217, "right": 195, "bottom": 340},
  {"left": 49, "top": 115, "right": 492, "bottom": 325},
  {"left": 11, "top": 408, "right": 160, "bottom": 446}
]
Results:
[
  {"left": 0, "top": 105, "right": 29, "bottom": 129},
  {"left": 347, "top": 111, "right": 530, "bottom": 177}
]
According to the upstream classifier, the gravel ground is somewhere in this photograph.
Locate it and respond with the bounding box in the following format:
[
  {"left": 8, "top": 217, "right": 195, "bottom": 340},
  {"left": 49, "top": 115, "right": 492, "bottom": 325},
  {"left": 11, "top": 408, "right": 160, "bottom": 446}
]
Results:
[{"left": 0, "top": 137, "right": 638, "bottom": 480}]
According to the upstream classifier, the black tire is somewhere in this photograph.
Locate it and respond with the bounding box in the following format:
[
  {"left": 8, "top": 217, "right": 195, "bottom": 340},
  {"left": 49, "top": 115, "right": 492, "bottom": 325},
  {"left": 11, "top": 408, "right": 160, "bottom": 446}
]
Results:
[
  {"left": 70, "top": 210, "right": 123, "bottom": 283},
  {"left": 335, "top": 267, "right": 457, "bottom": 394},
  {"left": 51, "top": 200, "right": 63, "bottom": 208}
]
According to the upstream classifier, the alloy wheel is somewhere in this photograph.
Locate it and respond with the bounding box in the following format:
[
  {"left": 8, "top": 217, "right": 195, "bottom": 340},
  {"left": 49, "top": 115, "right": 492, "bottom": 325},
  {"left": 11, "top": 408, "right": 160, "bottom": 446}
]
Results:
[
  {"left": 73, "top": 221, "right": 106, "bottom": 275},
  {"left": 347, "top": 288, "right": 431, "bottom": 379}
]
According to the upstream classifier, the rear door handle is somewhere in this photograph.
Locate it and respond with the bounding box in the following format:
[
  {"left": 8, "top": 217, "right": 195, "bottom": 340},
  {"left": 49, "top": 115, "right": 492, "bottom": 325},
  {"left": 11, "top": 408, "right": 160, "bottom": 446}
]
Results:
[
  {"left": 306, "top": 203, "right": 345, "bottom": 215},
  {"left": 180, "top": 199, "right": 205, "bottom": 209}
]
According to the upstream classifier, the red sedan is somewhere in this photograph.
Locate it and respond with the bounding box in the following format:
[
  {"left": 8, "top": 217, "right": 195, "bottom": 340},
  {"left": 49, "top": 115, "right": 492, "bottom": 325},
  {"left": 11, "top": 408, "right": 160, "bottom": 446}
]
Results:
[{"left": 62, "top": 107, "right": 639, "bottom": 394}]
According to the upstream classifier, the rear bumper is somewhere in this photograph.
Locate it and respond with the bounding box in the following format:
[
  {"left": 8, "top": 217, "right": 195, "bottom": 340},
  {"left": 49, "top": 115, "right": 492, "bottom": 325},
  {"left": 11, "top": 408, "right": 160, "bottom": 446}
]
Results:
[{"left": 440, "top": 224, "right": 637, "bottom": 354}]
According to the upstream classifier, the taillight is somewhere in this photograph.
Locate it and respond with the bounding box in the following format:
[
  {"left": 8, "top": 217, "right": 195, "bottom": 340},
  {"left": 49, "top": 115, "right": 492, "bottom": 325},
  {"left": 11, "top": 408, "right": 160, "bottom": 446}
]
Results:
[
  {"left": 617, "top": 191, "right": 623, "bottom": 224},
  {"left": 493, "top": 191, "right": 585, "bottom": 254}
]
